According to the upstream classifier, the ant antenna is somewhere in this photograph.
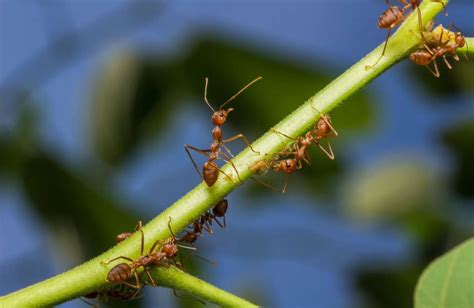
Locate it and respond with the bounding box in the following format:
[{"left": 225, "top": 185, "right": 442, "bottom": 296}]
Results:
[
  {"left": 219, "top": 76, "right": 263, "bottom": 110},
  {"left": 167, "top": 217, "right": 177, "bottom": 238},
  {"left": 203, "top": 78, "right": 215, "bottom": 113},
  {"left": 177, "top": 244, "right": 197, "bottom": 251}
]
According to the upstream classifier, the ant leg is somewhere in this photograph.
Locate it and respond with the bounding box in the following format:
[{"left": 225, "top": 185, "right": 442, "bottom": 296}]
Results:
[
  {"left": 130, "top": 287, "right": 144, "bottom": 301},
  {"left": 442, "top": 55, "right": 453, "bottom": 69},
  {"left": 184, "top": 144, "right": 212, "bottom": 180},
  {"left": 212, "top": 215, "right": 224, "bottom": 229},
  {"left": 312, "top": 106, "right": 338, "bottom": 136},
  {"left": 272, "top": 128, "right": 297, "bottom": 141},
  {"left": 149, "top": 238, "right": 164, "bottom": 254},
  {"left": 200, "top": 215, "right": 213, "bottom": 234},
  {"left": 221, "top": 133, "right": 260, "bottom": 154},
  {"left": 220, "top": 142, "right": 236, "bottom": 159},
  {"left": 167, "top": 217, "right": 177, "bottom": 239},
  {"left": 366, "top": 28, "right": 393, "bottom": 70},
  {"left": 296, "top": 160, "right": 303, "bottom": 170},
  {"left": 79, "top": 297, "right": 97, "bottom": 307},
  {"left": 409, "top": 28, "right": 436, "bottom": 56},
  {"left": 203, "top": 221, "right": 213, "bottom": 234},
  {"left": 315, "top": 141, "right": 336, "bottom": 160},
  {"left": 219, "top": 151, "right": 242, "bottom": 183},
  {"left": 121, "top": 281, "right": 141, "bottom": 290},
  {"left": 118, "top": 272, "right": 141, "bottom": 290},
  {"left": 139, "top": 228, "right": 145, "bottom": 256},
  {"left": 250, "top": 176, "right": 281, "bottom": 193},
  {"left": 101, "top": 256, "right": 134, "bottom": 265},
  {"left": 427, "top": 60, "right": 440, "bottom": 77},
  {"left": 282, "top": 174, "right": 289, "bottom": 194},
  {"left": 173, "top": 289, "right": 206, "bottom": 306},
  {"left": 432, "top": 0, "right": 448, "bottom": 16},
  {"left": 144, "top": 268, "right": 156, "bottom": 287},
  {"left": 415, "top": 6, "right": 425, "bottom": 42},
  {"left": 303, "top": 154, "right": 312, "bottom": 166},
  {"left": 190, "top": 253, "right": 218, "bottom": 266}
]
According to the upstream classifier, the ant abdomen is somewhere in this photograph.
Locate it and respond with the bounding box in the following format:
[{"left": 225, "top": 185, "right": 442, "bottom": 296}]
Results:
[
  {"left": 203, "top": 161, "right": 219, "bottom": 186},
  {"left": 107, "top": 263, "right": 132, "bottom": 283},
  {"left": 212, "top": 199, "right": 228, "bottom": 218},
  {"left": 378, "top": 6, "right": 403, "bottom": 29},
  {"left": 410, "top": 50, "right": 433, "bottom": 65}
]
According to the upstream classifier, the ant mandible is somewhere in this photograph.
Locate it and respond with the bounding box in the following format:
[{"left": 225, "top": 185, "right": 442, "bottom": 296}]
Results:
[{"left": 185, "top": 77, "right": 261, "bottom": 187}]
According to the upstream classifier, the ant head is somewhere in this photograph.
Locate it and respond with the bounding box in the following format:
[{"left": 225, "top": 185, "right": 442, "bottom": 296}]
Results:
[
  {"left": 317, "top": 115, "right": 332, "bottom": 133},
  {"left": 284, "top": 159, "right": 296, "bottom": 174},
  {"left": 212, "top": 108, "right": 234, "bottom": 126},
  {"left": 455, "top": 32, "right": 465, "bottom": 47},
  {"left": 162, "top": 243, "right": 178, "bottom": 258},
  {"left": 410, "top": 0, "right": 420, "bottom": 8},
  {"left": 186, "top": 232, "right": 198, "bottom": 243}
]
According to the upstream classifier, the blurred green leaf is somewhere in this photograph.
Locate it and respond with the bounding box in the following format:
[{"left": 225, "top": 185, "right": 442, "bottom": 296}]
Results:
[
  {"left": 20, "top": 152, "right": 138, "bottom": 258},
  {"left": 342, "top": 157, "right": 446, "bottom": 221},
  {"left": 0, "top": 97, "right": 39, "bottom": 178},
  {"left": 89, "top": 51, "right": 184, "bottom": 165},
  {"left": 415, "top": 238, "right": 474, "bottom": 308},
  {"left": 441, "top": 118, "right": 474, "bottom": 199}
]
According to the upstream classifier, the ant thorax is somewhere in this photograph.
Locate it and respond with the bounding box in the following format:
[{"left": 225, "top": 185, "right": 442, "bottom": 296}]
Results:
[{"left": 212, "top": 126, "right": 223, "bottom": 141}]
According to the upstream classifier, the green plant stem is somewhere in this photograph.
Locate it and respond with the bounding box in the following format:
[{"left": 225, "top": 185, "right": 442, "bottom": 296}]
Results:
[
  {"left": 0, "top": 1, "right": 449, "bottom": 306},
  {"left": 458, "top": 37, "right": 474, "bottom": 55},
  {"left": 150, "top": 266, "right": 257, "bottom": 307}
]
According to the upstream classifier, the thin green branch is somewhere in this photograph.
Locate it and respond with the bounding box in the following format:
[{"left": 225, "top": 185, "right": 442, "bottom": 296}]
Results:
[
  {"left": 0, "top": 1, "right": 450, "bottom": 306},
  {"left": 150, "top": 266, "right": 257, "bottom": 307},
  {"left": 458, "top": 37, "right": 474, "bottom": 55}
]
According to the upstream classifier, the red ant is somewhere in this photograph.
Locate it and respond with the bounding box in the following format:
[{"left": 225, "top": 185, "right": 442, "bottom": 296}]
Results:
[
  {"left": 251, "top": 107, "right": 338, "bottom": 193},
  {"left": 179, "top": 199, "right": 229, "bottom": 243},
  {"left": 410, "top": 24, "right": 467, "bottom": 77},
  {"left": 116, "top": 221, "right": 143, "bottom": 244},
  {"left": 367, "top": 0, "right": 446, "bottom": 69},
  {"left": 185, "top": 77, "right": 261, "bottom": 187},
  {"left": 102, "top": 218, "right": 194, "bottom": 295}
]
